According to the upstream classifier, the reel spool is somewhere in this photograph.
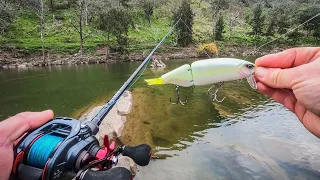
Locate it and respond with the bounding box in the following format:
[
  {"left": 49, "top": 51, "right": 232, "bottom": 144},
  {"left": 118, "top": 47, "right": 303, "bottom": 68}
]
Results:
[{"left": 27, "top": 134, "right": 64, "bottom": 169}]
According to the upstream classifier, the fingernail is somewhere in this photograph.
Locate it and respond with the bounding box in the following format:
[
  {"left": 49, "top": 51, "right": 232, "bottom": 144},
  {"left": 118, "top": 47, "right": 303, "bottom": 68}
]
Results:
[{"left": 255, "top": 67, "right": 268, "bottom": 78}]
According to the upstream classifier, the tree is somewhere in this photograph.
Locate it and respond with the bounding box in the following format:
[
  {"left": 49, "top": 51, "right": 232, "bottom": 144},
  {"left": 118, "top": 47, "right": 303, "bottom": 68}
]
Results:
[
  {"left": 23, "top": 0, "right": 46, "bottom": 62},
  {"left": 298, "top": 6, "right": 320, "bottom": 38},
  {"left": 265, "top": 18, "right": 276, "bottom": 36},
  {"left": 264, "top": 1, "right": 294, "bottom": 35},
  {"left": 0, "top": 1, "right": 13, "bottom": 34},
  {"left": 225, "top": 4, "right": 241, "bottom": 39},
  {"left": 141, "top": 0, "right": 155, "bottom": 24},
  {"left": 173, "top": 0, "right": 194, "bottom": 47},
  {"left": 246, "top": 4, "right": 265, "bottom": 35},
  {"left": 49, "top": 0, "right": 55, "bottom": 21},
  {"left": 215, "top": 13, "right": 224, "bottom": 40},
  {"left": 210, "top": 0, "right": 229, "bottom": 19},
  {"left": 66, "top": 0, "right": 89, "bottom": 56},
  {"left": 133, "top": 0, "right": 165, "bottom": 24},
  {"left": 99, "top": 7, "right": 131, "bottom": 53}
]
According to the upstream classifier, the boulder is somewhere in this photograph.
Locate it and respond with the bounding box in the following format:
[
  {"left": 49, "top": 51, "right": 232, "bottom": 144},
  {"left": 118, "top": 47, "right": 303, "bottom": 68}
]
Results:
[{"left": 79, "top": 91, "right": 132, "bottom": 146}]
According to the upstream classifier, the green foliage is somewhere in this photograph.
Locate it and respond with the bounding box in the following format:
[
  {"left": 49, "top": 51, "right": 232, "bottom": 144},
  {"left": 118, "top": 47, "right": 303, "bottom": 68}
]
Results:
[
  {"left": 173, "top": 0, "right": 194, "bottom": 47},
  {"left": 142, "top": 0, "right": 154, "bottom": 23},
  {"left": 246, "top": 4, "right": 265, "bottom": 35},
  {"left": 135, "top": 0, "right": 164, "bottom": 24},
  {"left": 0, "top": 2, "right": 14, "bottom": 34},
  {"left": 215, "top": 13, "right": 224, "bottom": 40},
  {"left": 287, "top": 30, "right": 303, "bottom": 45},
  {"left": 298, "top": 6, "right": 320, "bottom": 38},
  {"left": 265, "top": 18, "right": 275, "bottom": 36},
  {"left": 120, "top": 0, "right": 130, "bottom": 7},
  {"left": 210, "top": 0, "right": 229, "bottom": 18},
  {"left": 99, "top": 7, "right": 131, "bottom": 53},
  {"left": 1, "top": 0, "right": 319, "bottom": 55}
]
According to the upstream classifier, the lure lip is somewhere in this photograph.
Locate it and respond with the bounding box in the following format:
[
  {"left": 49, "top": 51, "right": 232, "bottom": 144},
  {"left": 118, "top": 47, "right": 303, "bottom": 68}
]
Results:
[{"left": 238, "top": 61, "right": 256, "bottom": 78}]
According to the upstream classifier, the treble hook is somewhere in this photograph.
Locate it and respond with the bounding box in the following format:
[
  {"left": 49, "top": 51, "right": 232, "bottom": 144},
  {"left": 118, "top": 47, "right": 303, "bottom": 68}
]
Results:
[
  {"left": 207, "top": 82, "right": 226, "bottom": 102},
  {"left": 170, "top": 85, "right": 187, "bottom": 105}
]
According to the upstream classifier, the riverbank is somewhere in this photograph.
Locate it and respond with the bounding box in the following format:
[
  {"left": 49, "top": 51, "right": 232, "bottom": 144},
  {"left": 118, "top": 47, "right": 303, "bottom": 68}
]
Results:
[{"left": 0, "top": 43, "right": 290, "bottom": 69}]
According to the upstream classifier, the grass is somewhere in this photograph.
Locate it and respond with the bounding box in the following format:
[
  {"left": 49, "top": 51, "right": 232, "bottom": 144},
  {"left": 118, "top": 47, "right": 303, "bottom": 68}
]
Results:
[
  {"left": 1, "top": 8, "right": 318, "bottom": 55},
  {"left": 1, "top": 9, "right": 177, "bottom": 55}
]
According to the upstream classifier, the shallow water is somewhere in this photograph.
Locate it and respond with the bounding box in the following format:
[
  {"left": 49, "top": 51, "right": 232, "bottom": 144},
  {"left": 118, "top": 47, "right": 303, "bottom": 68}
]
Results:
[{"left": 1, "top": 58, "right": 320, "bottom": 179}]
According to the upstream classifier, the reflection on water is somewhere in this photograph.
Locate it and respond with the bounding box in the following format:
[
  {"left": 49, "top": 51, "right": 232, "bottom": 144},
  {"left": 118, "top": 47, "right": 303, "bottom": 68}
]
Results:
[
  {"left": 0, "top": 62, "right": 141, "bottom": 118},
  {"left": 135, "top": 102, "right": 320, "bottom": 180},
  {"left": 1, "top": 58, "right": 320, "bottom": 179},
  {"left": 119, "top": 58, "right": 320, "bottom": 179}
]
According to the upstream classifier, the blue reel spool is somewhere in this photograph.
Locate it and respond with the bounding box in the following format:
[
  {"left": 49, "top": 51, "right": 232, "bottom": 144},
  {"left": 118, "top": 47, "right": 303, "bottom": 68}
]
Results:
[{"left": 27, "top": 134, "right": 64, "bottom": 168}]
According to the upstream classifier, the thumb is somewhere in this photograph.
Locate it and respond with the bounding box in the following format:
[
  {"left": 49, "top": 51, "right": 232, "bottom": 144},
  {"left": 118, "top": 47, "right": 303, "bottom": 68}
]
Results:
[{"left": 255, "top": 67, "right": 298, "bottom": 89}]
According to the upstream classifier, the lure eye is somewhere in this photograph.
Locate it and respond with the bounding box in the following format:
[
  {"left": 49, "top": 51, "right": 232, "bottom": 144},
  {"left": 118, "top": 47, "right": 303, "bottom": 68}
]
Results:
[{"left": 246, "top": 64, "right": 254, "bottom": 69}]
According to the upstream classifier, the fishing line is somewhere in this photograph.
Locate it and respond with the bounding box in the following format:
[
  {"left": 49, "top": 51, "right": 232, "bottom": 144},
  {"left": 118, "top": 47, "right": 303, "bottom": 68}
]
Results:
[
  {"left": 226, "top": 1, "right": 320, "bottom": 59},
  {"left": 127, "top": 17, "right": 182, "bottom": 90},
  {"left": 180, "top": 15, "right": 212, "bottom": 58},
  {"left": 27, "top": 134, "right": 64, "bottom": 168},
  {"left": 90, "top": 17, "right": 182, "bottom": 125},
  {"left": 245, "top": 12, "right": 320, "bottom": 59}
]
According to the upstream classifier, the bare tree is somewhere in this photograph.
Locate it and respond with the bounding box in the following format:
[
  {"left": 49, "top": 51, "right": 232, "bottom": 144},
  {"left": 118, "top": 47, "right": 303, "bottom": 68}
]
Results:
[
  {"left": 49, "top": 0, "right": 55, "bottom": 21},
  {"left": 84, "top": 0, "right": 88, "bottom": 25},
  {"left": 66, "top": 0, "right": 92, "bottom": 56},
  {"left": 226, "top": 5, "right": 241, "bottom": 39},
  {"left": 24, "top": 0, "right": 46, "bottom": 62}
]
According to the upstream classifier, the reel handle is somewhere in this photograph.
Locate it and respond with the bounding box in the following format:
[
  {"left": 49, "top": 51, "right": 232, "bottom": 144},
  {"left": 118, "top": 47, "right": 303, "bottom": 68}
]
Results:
[
  {"left": 81, "top": 167, "right": 132, "bottom": 180},
  {"left": 122, "top": 144, "right": 151, "bottom": 166}
]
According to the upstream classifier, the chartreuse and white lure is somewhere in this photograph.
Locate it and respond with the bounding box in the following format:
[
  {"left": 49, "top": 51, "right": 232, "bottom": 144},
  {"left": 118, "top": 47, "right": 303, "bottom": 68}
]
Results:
[{"left": 144, "top": 58, "right": 257, "bottom": 105}]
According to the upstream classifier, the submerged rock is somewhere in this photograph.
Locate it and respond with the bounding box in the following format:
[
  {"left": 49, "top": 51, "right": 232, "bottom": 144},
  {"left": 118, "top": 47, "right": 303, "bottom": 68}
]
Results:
[
  {"left": 150, "top": 59, "right": 166, "bottom": 68},
  {"left": 79, "top": 91, "right": 132, "bottom": 145},
  {"left": 79, "top": 91, "right": 135, "bottom": 174}
]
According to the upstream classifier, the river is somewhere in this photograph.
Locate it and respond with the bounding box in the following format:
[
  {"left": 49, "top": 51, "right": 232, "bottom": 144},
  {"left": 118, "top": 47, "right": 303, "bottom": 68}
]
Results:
[{"left": 1, "top": 58, "right": 320, "bottom": 180}]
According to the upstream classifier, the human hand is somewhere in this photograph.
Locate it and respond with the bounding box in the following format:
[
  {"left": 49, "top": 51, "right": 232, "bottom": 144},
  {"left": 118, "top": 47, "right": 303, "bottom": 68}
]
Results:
[
  {"left": 254, "top": 47, "right": 320, "bottom": 138},
  {"left": 0, "top": 110, "right": 53, "bottom": 180}
]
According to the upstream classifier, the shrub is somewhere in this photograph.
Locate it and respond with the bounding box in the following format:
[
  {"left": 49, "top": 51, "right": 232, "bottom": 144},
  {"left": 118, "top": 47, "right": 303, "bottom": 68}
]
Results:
[{"left": 196, "top": 43, "right": 218, "bottom": 56}]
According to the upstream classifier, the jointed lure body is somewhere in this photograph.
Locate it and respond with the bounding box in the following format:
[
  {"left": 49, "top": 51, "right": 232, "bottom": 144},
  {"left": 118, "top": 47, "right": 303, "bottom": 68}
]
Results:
[{"left": 145, "top": 58, "right": 257, "bottom": 104}]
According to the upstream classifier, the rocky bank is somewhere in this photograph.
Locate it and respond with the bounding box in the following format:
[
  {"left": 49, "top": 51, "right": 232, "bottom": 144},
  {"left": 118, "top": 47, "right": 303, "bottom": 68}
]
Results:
[{"left": 0, "top": 44, "right": 290, "bottom": 69}]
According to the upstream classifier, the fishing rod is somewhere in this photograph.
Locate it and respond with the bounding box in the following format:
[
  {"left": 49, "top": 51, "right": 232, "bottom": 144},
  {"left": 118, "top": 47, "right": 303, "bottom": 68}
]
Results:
[
  {"left": 11, "top": 18, "right": 181, "bottom": 180},
  {"left": 91, "top": 17, "right": 181, "bottom": 127}
]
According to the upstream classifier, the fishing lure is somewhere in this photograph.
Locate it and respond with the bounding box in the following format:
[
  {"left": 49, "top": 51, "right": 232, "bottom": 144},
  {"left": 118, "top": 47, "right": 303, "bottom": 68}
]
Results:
[{"left": 145, "top": 58, "right": 257, "bottom": 105}]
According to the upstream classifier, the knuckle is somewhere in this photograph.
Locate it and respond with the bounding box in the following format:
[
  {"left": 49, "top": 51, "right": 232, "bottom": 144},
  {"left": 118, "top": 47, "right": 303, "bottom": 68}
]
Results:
[{"left": 270, "top": 69, "right": 283, "bottom": 87}]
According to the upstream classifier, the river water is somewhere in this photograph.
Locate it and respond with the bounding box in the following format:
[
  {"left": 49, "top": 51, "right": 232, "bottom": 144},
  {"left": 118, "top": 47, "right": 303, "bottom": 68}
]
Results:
[{"left": 1, "top": 58, "right": 320, "bottom": 179}]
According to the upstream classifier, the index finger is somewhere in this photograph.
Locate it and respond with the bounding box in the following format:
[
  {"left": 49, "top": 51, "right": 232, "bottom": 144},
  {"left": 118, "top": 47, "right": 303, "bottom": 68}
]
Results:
[
  {"left": 255, "top": 47, "right": 320, "bottom": 68},
  {"left": 0, "top": 110, "right": 54, "bottom": 143}
]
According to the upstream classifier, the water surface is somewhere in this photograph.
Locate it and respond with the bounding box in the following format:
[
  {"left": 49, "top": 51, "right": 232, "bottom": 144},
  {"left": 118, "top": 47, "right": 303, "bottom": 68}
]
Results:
[{"left": 1, "top": 58, "right": 320, "bottom": 180}]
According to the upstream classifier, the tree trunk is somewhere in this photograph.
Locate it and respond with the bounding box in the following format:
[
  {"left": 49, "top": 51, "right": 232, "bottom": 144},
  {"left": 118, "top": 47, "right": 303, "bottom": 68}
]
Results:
[
  {"left": 50, "top": 0, "right": 55, "bottom": 21},
  {"left": 84, "top": 0, "right": 88, "bottom": 26},
  {"left": 106, "top": 32, "right": 110, "bottom": 59},
  {"left": 40, "top": 0, "right": 45, "bottom": 63},
  {"left": 79, "top": 1, "right": 84, "bottom": 56}
]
